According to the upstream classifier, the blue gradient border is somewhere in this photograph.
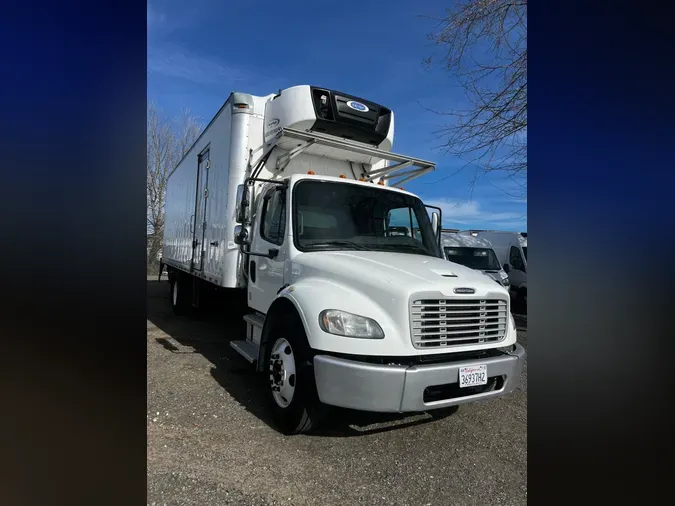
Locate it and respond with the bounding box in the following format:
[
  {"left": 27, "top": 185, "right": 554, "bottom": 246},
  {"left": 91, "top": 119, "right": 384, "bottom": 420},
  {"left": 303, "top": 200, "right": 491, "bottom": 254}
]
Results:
[{"left": 0, "top": 0, "right": 674, "bottom": 504}]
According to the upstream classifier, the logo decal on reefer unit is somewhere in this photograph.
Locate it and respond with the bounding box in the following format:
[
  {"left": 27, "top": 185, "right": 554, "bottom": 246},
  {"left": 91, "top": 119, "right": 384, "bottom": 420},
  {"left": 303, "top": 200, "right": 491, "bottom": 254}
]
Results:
[
  {"left": 346, "top": 100, "right": 369, "bottom": 112},
  {"left": 268, "top": 118, "right": 280, "bottom": 128},
  {"left": 454, "top": 287, "right": 476, "bottom": 294}
]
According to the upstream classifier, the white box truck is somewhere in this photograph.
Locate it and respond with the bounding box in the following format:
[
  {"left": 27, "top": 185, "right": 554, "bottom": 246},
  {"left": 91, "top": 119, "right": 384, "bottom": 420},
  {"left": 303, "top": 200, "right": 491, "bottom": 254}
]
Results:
[
  {"left": 441, "top": 230, "right": 510, "bottom": 288},
  {"left": 460, "top": 230, "right": 527, "bottom": 303},
  {"left": 161, "top": 85, "right": 525, "bottom": 434}
]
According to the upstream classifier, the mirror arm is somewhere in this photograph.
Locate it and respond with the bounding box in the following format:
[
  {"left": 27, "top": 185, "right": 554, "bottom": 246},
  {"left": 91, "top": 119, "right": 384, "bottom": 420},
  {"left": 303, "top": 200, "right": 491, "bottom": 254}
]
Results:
[{"left": 240, "top": 244, "right": 276, "bottom": 259}]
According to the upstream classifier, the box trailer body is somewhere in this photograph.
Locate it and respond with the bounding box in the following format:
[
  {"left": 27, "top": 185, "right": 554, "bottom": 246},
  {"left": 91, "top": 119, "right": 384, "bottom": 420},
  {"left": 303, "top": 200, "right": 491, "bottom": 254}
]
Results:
[
  {"left": 441, "top": 230, "right": 510, "bottom": 288},
  {"left": 163, "top": 92, "right": 268, "bottom": 287},
  {"left": 161, "top": 85, "right": 525, "bottom": 434}
]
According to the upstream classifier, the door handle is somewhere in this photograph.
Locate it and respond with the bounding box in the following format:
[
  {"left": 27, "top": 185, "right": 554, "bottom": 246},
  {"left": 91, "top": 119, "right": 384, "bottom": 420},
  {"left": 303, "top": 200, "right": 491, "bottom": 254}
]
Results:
[
  {"left": 250, "top": 260, "right": 256, "bottom": 283},
  {"left": 189, "top": 214, "right": 195, "bottom": 234},
  {"left": 210, "top": 241, "right": 219, "bottom": 247}
]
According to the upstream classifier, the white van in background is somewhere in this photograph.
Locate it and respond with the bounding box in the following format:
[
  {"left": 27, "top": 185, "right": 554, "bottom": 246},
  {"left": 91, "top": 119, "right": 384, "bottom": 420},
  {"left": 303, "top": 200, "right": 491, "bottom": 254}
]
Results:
[
  {"left": 460, "top": 231, "right": 527, "bottom": 303},
  {"left": 441, "top": 230, "right": 510, "bottom": 288}
]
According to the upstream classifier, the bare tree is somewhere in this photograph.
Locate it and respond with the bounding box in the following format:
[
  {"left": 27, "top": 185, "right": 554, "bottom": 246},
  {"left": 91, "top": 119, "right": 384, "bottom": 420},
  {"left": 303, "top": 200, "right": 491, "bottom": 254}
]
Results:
[
  {"left": 424, "top": 0, "right": 527, "bottom": 194},
  {"left": 147, "top": 102, "right": 201, "bottom": 271}
]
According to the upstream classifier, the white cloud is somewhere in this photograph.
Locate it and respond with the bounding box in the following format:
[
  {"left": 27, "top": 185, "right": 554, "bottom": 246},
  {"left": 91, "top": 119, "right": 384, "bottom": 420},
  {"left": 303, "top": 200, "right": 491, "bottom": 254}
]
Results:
[
  {"left": 424, "top": 198, "right": 527, "bottom": 229},
  {"left": 148, "top": 44, "right": 253, "bottom": 85},
  {"left": 146, "top": 4, "right": 251, "bottom": 86},
  {"left": 147, "top": 3, "right": 200, "bottom": 38}
]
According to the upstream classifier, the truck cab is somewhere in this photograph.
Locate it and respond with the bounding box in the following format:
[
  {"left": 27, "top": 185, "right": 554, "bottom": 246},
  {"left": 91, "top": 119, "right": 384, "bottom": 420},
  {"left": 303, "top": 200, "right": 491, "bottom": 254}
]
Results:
[{"left": 234, "top": 172, "right": 523, "bottom": 433}]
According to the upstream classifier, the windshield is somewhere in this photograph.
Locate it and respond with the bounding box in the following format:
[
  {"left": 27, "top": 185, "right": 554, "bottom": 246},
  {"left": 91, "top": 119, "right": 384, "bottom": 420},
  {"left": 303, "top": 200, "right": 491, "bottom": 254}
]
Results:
[
  {"left": 444, "top": 247, "right": 501, "bottom": 271},
  {"left": 522, "top": 246, "right": 527, "bottom": 260},
  {"left": 293, "top": 180, "right": 441, "bottom": 257}
]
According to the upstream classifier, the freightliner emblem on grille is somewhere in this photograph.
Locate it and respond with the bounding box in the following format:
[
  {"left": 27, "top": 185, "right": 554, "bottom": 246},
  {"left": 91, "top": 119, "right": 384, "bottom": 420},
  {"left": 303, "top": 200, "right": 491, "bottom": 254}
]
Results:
[{"left": 453, "top": 287, "right": 476, "bottom": 294}]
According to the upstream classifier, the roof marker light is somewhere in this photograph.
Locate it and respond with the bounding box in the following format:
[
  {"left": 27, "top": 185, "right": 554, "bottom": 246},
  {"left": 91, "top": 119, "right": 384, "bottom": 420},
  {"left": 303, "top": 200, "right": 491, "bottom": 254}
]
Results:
[
  {"left": 339, "top": 174, "right": 346, "bottom": 179},
  {"left": 307, "top": 170, "right": 315, "bottom": 175}
]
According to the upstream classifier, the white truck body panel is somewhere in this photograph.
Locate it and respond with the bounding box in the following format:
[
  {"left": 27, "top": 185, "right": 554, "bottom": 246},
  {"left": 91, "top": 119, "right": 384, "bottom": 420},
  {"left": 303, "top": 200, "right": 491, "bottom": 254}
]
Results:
[
  {"left": 164, "top": 100, "right": 242, "bottom": 285},
  {"left": 163, "top": 94, "right": 269, "bottom": 287}
]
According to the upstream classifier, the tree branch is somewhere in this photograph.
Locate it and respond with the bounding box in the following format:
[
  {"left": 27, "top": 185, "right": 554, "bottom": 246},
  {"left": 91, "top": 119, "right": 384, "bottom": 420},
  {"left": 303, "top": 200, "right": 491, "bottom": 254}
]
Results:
[{"left": 423, "top": 0, "right": 527, "bottom": 197}]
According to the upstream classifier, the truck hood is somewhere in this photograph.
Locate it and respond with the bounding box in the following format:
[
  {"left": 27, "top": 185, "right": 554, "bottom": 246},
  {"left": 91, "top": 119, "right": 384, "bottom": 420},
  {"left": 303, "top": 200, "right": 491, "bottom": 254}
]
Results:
[
  {"left": 288, "top": 250, "right": 512, "bottom": 357},
  {"left": 291, "top": 250, "right": 505, "bottom": 297}
]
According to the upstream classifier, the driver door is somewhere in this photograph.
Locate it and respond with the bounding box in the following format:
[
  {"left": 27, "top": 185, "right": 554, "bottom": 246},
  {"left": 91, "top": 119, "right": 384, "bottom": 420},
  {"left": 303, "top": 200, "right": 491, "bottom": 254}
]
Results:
[{"left": 248, "top": 186, "right": 287, "bottom": 314}]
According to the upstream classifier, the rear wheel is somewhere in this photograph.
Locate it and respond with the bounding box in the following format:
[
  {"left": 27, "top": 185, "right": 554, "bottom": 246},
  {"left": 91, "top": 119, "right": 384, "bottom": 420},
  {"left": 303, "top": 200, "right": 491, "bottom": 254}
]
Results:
[
  {"left": 263, "top": 320, "right": 324, "bottom": 434},
  {"left": 170, "top": 272, "right": 191, "bottom": 315}
]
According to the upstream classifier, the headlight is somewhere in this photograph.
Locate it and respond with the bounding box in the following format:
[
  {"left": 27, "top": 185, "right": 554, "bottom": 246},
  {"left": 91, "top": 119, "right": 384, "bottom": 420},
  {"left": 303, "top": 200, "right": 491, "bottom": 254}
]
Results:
[
  {"left": 319, "top": 309, "right": 385, "bottom": 339},
  {"left": 494, "top": 276, "right": 509, "bottom": 287},
  {"left": 502, "top": 277, "right": 510, "bottom": 287}
]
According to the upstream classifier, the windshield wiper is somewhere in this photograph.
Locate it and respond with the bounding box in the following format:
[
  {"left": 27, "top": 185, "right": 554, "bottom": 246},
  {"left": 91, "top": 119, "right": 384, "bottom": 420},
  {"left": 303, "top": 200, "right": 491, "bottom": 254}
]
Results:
[{"left": 304, "top": 240, "right": 372, "bottom": 251}]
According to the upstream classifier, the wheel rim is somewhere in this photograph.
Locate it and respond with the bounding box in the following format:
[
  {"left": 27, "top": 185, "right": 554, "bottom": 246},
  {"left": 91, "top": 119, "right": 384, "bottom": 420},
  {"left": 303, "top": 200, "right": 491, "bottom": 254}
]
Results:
[
  {"left": 172, "top": 280, "right": 178, "bottom": 307},
  {"left": 269, "top": 338, "right": 296, "bottom": 408}
]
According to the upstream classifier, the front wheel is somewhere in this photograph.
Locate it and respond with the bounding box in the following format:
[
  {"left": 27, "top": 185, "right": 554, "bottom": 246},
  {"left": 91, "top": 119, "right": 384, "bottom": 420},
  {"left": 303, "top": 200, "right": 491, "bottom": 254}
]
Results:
[{"left": 263, "top": 322, "right": 324, "bottom": 434}]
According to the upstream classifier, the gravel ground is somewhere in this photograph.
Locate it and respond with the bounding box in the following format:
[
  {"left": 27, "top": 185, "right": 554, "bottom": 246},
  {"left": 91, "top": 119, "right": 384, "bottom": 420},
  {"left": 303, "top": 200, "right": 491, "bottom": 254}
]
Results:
[{"left": 147, "top": 278, "right": 527, "bottom": 506}]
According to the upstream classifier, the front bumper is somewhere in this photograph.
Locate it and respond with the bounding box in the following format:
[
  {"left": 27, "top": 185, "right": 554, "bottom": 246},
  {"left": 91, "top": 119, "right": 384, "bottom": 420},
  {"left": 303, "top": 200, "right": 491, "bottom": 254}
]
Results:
[{"left": 313, "top": 344, "right": 525, "bottom": 413}]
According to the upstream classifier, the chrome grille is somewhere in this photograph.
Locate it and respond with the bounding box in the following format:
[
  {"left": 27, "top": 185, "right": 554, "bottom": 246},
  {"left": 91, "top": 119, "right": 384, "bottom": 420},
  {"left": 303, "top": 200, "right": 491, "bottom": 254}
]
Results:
[{"left": 410, "top": 298, "right": 508, "bottom": 348}]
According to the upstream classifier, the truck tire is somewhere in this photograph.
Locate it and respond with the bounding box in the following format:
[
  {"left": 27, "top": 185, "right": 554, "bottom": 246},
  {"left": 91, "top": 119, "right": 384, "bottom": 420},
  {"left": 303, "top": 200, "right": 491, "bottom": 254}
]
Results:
[
  {"left": 263, "top": 319, "right": 325, "bottom": 435},
  {"left": 170, "top": 272, "right": 190, "bottom": 316}
]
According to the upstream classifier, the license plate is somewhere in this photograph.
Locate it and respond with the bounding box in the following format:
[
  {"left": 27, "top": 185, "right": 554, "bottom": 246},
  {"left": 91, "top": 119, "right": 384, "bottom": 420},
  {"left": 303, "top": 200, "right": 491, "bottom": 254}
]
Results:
[{"left": 459, "top": 365, "right": 488, "bottom": 388}]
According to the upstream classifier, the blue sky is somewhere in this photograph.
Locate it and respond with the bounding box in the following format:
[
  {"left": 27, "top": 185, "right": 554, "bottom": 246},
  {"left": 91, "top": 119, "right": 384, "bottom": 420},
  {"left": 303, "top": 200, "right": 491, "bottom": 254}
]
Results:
[{"left": 148, "top": 0, "right": 527, "bottom": 231}]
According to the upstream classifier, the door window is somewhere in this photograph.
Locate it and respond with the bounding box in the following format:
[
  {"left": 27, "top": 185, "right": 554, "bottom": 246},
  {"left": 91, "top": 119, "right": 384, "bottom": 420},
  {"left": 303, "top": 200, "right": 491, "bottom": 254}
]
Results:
[
  {"left": 510, "top": 246, "right": 525, "bottom": 271},
  {"left": 261, "top": 189, "right": 286, "bottom": 245},
  {"left": 387, "top": 207, "right": 422, "bottom": 242}
]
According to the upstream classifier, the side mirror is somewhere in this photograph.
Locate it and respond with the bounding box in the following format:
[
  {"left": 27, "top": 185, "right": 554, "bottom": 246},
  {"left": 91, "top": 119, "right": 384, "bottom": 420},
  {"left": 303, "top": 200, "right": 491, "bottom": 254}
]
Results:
[
  {"left": 235, "top": 184, "right": 253, "bottom": 224},
  {"left": 503, "top": 263, "right": 511, "bottom": 273},
  {"left": 235, "top": 185, "right": 245, "bottom": 223},
  {"left": 431, "top": 211, "right": 440, "bottom": 236},
  {"left": 234, "top": 224, "right": 250, "bottom": 246},
  {"left": 425, "top": 204, "right": 443, "bottom": 251}
]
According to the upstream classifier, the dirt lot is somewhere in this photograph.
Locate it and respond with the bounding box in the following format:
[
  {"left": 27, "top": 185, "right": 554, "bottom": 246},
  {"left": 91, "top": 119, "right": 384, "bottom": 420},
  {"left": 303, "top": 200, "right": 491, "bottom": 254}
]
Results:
[{"left": 147, "top": 278, "right": 527, "bottom": 506}]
